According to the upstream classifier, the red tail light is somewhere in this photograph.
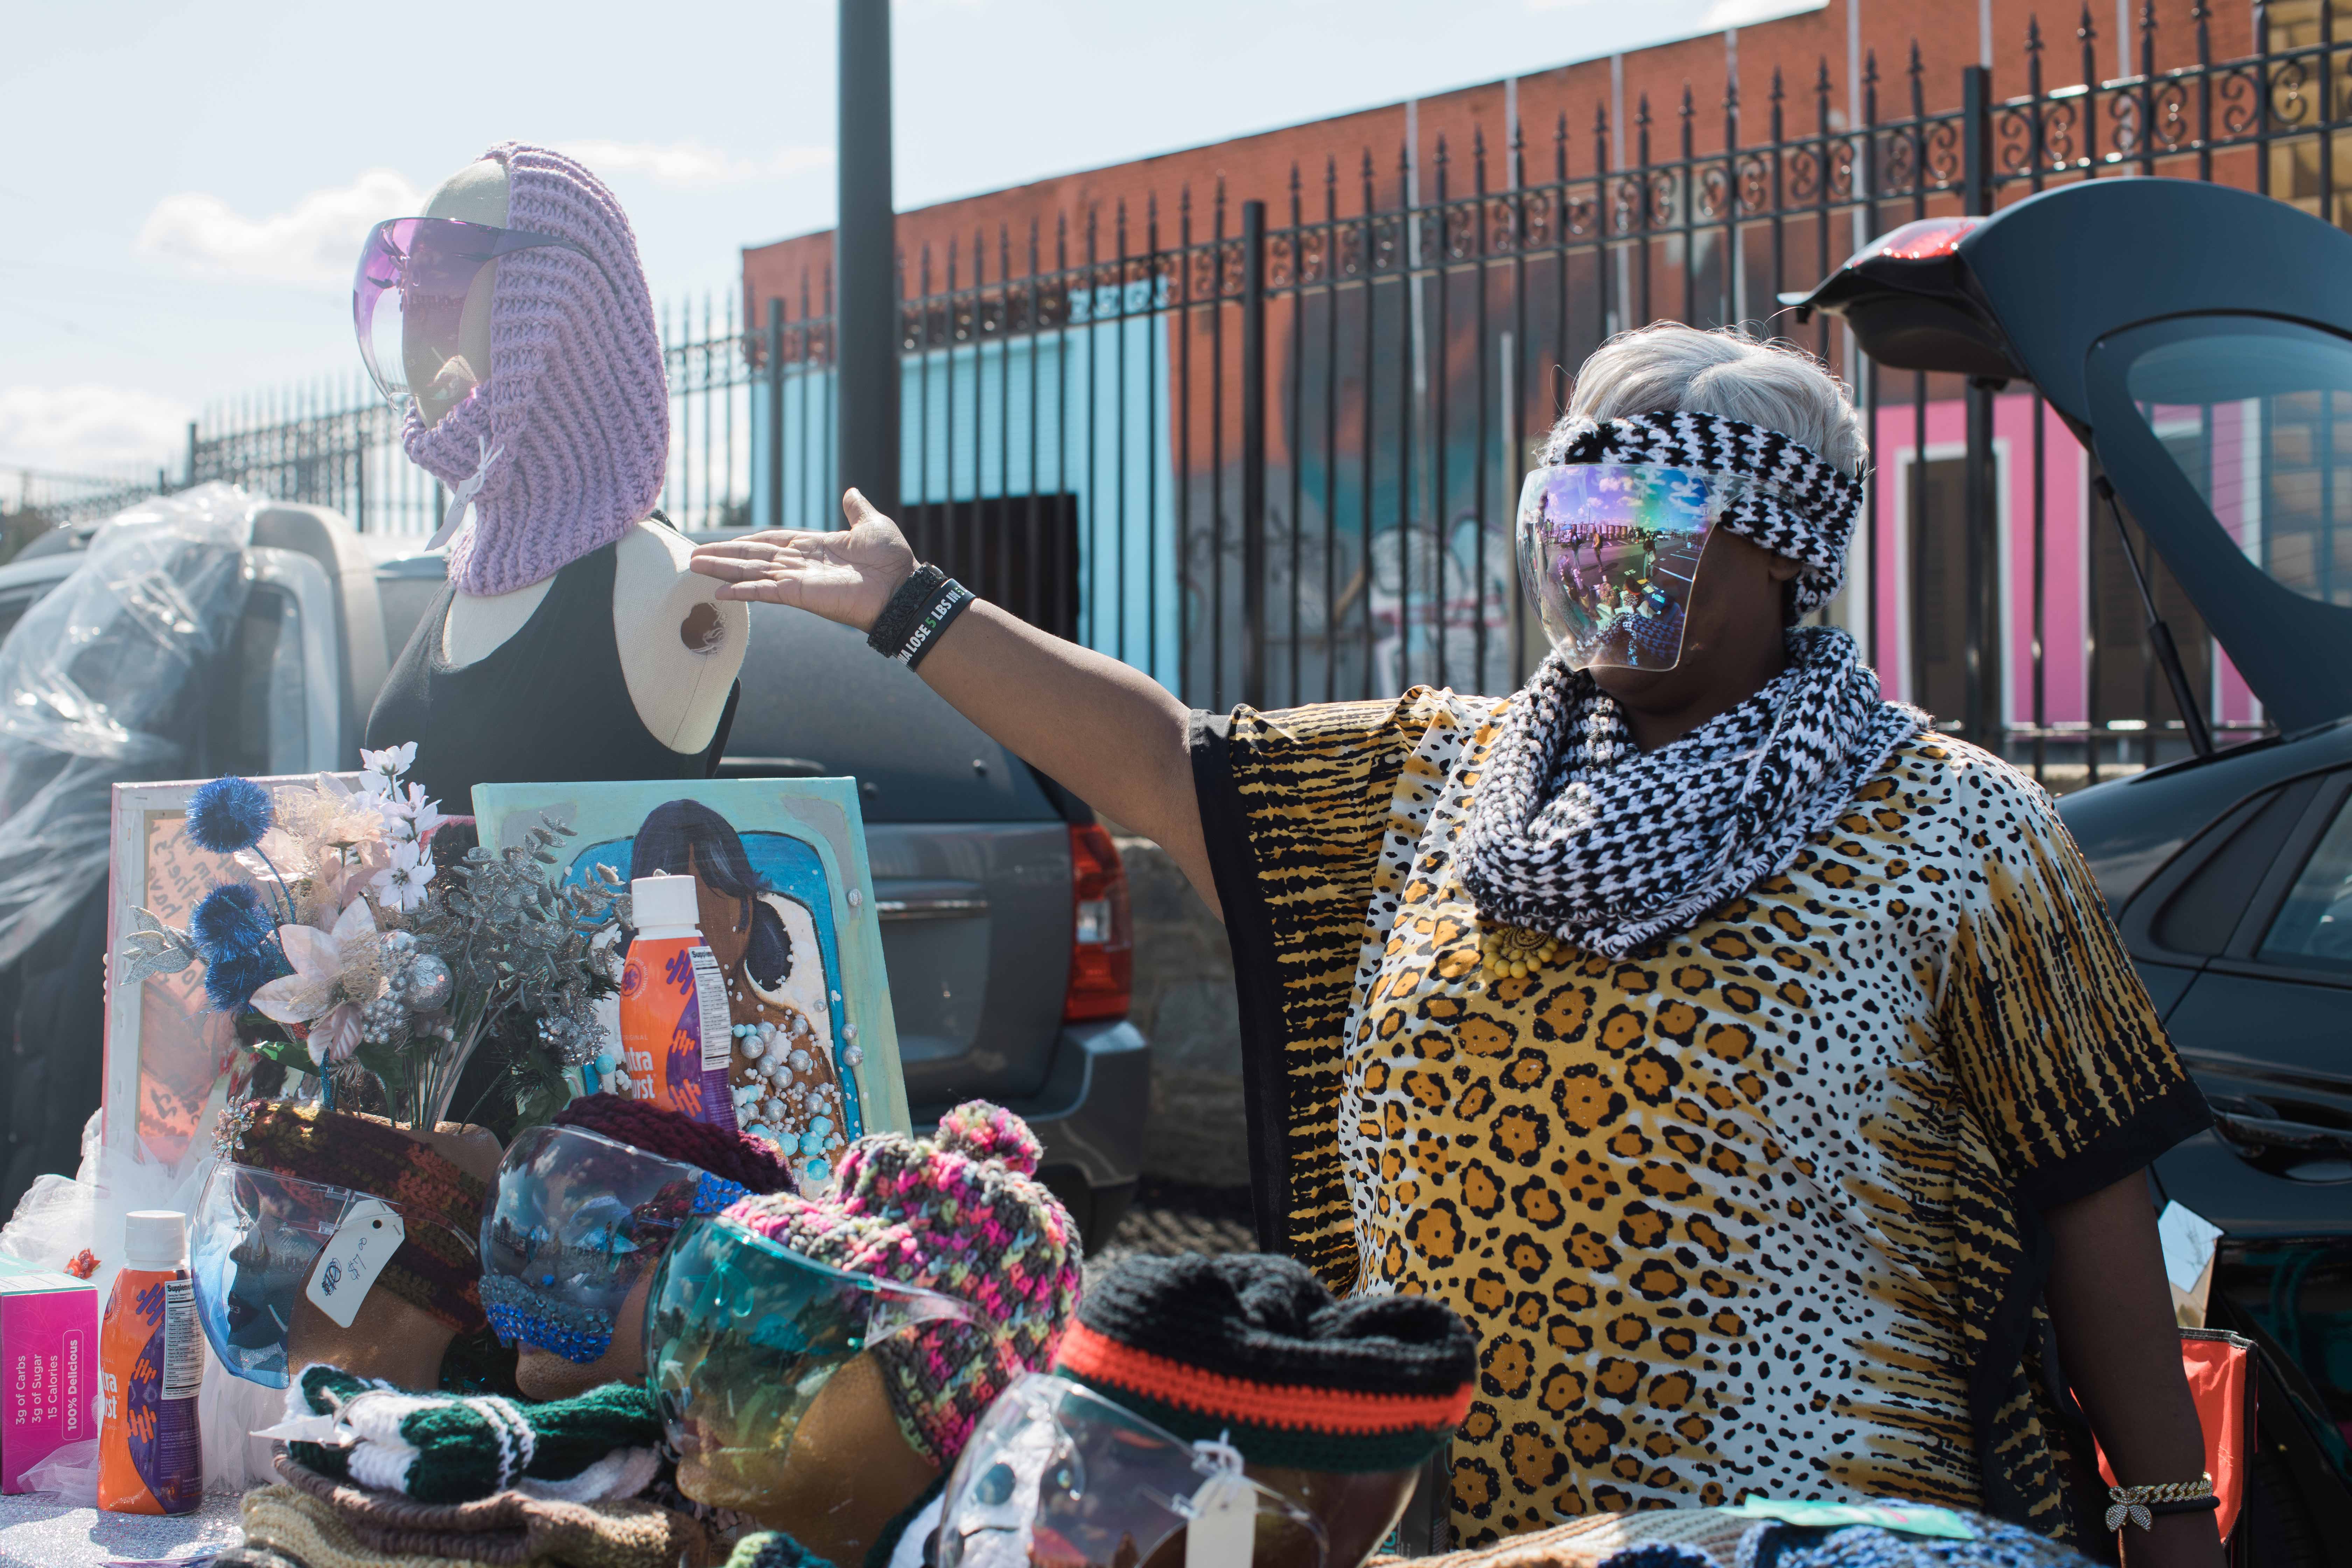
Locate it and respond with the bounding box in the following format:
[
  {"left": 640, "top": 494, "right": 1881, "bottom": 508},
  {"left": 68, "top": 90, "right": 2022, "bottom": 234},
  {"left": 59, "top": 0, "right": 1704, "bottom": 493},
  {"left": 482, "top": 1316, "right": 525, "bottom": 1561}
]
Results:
[
  {"left": 1063, "top": 822, "right": 1133, "bottom": 1023},
  {"left": 1867, "top": 216, "right": 1981, "bottom": 261}
]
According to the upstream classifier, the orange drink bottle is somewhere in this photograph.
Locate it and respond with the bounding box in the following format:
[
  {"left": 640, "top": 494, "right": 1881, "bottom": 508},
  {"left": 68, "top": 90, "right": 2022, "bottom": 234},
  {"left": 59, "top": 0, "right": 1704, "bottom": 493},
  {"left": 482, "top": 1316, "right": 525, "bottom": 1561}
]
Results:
[
  {"left": 617, "top": 874, "right": 738, "bottom": 1130},
  {"left": 96, "top": 1210, "right": 202, "bottom": 1514}
]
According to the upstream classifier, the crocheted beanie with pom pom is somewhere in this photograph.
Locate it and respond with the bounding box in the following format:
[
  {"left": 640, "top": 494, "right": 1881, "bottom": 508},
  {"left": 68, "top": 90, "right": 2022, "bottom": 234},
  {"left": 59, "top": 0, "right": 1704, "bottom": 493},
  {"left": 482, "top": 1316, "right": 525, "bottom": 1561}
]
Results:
[
  {"left": 716, "top": 1100, "right": 1081, "bottom": 1469},
  {"left": 551, "top": 1092, "right": 796, "bottom": 1196}
]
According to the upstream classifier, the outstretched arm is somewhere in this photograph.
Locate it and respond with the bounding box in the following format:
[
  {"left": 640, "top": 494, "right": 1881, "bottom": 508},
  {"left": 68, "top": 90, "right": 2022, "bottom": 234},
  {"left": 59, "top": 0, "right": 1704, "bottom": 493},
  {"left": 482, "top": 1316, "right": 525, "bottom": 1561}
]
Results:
[
  {"left": 689, "top": 490, "right": 1221, "bottom": 919},
  {"left": 2044, "top": 1172, "right": 2224, "bottom": 1568}
]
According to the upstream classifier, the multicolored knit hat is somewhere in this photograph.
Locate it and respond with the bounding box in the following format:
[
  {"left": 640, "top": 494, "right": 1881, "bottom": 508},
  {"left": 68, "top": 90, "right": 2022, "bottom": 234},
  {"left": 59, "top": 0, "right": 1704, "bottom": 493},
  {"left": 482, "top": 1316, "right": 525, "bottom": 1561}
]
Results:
[
  {"left": 1054, "top": 1253, "right": 1477, "bottom": 1474},
  {"left": 550, "top": 1093, "right": 796, "bottom": 1197},
  {"left": 716, "top": 1101, "right": 1080, "bottom": 1469},
  {"left": 223, "top": 1102, "right": 488, "bottom": 1336},
  {"left": 404, "top": 142, "right": 669, "bottom": 597}
]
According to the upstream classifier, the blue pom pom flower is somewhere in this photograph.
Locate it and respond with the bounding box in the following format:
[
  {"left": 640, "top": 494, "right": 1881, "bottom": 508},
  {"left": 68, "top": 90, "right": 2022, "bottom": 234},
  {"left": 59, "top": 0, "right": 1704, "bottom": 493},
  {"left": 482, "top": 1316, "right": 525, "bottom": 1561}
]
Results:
[
  {"left": 203, "top": 947, "right": 289, "bottom": 1015},
  {"left": 189, "top": 883, "right": 275, "bottom": 963},
  {"left": 186, "top": 776, "right": 273, "bottom": 855}
]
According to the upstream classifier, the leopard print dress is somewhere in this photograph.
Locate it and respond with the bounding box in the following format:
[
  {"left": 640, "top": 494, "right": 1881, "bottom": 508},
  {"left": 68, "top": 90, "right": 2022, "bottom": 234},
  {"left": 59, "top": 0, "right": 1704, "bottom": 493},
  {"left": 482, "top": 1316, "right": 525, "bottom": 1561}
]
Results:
[{"left": 1192, "top": 689, "right": 2210, "bottom": 1549}]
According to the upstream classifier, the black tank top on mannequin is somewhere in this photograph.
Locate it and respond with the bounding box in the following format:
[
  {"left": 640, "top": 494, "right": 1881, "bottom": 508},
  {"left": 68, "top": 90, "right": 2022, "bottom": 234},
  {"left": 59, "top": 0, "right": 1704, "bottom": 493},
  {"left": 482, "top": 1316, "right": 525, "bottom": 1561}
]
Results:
[{"left": 365, "top": 542, "right": 737, "bottom": 812}]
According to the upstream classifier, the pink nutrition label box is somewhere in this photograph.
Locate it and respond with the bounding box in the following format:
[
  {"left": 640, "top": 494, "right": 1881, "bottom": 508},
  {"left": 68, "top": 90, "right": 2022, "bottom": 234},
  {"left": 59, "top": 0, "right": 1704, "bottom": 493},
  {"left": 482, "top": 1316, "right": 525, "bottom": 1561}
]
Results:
[{"left": 1, "top": 1267, "right": 98, "bottom": 1492}]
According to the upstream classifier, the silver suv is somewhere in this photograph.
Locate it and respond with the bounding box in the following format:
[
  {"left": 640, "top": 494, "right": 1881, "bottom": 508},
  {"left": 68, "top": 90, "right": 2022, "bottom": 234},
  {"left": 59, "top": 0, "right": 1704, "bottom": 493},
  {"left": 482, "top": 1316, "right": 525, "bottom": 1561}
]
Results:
[{"left": 0, "top": 504, "right": 1148, "bottom": 1245}]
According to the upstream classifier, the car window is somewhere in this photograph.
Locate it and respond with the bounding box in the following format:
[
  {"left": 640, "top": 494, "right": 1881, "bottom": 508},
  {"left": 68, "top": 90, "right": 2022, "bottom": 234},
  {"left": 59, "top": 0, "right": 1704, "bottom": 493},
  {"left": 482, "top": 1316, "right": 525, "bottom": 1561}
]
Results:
[
  {"left": 203, "top": 584, "right": 310, "bottom": 777},
  {"left": 2258, "top": 786, "right": 2352, "bottom": 972},
  {"left": 377, "top": 572, "right": 445, "bottom": 663},
  {"left": 724, "top": 603, "right": 1056, "bottom": 823},
  {"left": 2123, "top": 317, "right": 2352, "bottom": 609}
]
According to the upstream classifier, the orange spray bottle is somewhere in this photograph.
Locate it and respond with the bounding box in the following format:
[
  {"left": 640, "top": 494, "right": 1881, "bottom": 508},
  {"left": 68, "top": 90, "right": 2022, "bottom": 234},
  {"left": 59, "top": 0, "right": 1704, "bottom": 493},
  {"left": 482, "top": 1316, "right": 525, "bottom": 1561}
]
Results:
[{"left": 97, "top": 1210, "right": 203, "bottom": 1514}]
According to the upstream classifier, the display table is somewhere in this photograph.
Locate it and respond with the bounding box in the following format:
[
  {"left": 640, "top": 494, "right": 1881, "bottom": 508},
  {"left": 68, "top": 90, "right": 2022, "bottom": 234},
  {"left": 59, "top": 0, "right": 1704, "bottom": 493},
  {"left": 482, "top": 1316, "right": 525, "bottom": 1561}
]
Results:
[{"left": 0, "top": 1493, "right": 243, "bottom": 1568}]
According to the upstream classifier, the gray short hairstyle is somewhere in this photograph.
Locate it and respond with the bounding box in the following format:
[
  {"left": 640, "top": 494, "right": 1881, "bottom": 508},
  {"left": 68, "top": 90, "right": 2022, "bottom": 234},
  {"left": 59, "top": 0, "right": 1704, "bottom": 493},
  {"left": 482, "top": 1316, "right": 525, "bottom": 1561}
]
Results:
[{"left": 1554, "top": 322, "right": 1867, "bottom": 476}]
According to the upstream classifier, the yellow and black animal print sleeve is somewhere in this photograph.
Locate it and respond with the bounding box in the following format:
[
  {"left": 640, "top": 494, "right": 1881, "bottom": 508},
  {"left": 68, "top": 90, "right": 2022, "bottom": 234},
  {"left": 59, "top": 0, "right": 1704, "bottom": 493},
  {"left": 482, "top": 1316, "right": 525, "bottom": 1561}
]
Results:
[
  {"left": 1192, "top": 692, "right": 1452, "bottom": 1292},
  {"left": 1939, "top": 760, "right": 2213, "bottom": 1210}
]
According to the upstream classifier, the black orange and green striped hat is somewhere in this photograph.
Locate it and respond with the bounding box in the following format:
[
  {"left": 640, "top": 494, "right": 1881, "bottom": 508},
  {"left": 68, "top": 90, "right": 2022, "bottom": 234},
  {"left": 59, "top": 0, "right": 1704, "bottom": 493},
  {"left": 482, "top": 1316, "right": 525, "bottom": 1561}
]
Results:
[{"left": 1051, "top": 1252, "right": 1476, "bottom": 1474}]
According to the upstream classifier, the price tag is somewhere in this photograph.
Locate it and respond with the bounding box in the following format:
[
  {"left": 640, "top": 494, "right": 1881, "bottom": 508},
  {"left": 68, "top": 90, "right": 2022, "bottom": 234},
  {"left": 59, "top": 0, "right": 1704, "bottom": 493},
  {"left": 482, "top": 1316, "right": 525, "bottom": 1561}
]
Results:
[
  {"left": 303, "top": 1199, "right": 405, "bottom": 1329},
  {"left": 1183, "top": 1469, "right": 1258, "bottom": 1568}
]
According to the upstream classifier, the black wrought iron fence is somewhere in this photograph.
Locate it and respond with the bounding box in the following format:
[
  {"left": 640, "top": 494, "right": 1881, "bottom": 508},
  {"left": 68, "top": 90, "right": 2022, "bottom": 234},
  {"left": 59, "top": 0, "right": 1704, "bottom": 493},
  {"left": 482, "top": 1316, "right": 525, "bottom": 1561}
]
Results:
[
  {"left": 0, "top": 463, "right": 181, "bottom": 530},
  {"left": 181, "top": 1, "right": 2350, "bottom": 788},
  {"left": 187, "top": 292, "right": 772, "bottom": 540}
]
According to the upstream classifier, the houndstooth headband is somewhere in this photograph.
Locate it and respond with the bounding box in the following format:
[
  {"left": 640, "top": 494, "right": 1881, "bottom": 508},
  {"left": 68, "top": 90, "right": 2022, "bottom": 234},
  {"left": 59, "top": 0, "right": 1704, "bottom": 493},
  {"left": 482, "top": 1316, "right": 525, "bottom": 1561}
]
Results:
[{"left": 1539, "top": 409, "right": 1865, "bottom": 614}]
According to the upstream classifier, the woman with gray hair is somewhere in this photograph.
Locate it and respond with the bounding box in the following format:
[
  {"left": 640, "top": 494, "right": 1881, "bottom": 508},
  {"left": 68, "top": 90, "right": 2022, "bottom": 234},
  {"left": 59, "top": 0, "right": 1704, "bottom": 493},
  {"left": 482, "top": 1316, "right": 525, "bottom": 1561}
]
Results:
[{"left": 693, "top": 323, "right": 2219, "bottom": 1563}]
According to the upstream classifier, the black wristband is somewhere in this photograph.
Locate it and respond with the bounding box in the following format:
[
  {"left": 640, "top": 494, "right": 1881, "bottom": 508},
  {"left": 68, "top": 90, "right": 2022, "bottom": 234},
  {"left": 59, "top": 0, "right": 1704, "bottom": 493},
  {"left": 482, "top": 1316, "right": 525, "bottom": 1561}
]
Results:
[
  {"left": 867, "top": 563, "right": 946, "bottom": 658},
  {"left": 2147, "top": 1496, "right": 2221, "bottom": 1517},
  {"left": 904, "top": 582, "right": 975, "bottom": 670}
]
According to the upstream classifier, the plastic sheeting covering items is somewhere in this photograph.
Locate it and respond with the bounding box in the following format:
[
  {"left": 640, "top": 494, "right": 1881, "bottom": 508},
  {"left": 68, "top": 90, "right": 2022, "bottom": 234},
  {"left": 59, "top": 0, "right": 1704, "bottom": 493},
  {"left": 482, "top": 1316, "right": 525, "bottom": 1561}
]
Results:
[{"left": 0, "top": 484, "right": 256, "bottom": 969}]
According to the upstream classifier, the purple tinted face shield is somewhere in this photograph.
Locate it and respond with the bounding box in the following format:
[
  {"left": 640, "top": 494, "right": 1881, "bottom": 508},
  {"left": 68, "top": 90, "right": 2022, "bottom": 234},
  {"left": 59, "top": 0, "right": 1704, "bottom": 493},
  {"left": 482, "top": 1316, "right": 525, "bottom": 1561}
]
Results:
[{"left": 353, "top": 217, "right": 586, "bottom": 409}]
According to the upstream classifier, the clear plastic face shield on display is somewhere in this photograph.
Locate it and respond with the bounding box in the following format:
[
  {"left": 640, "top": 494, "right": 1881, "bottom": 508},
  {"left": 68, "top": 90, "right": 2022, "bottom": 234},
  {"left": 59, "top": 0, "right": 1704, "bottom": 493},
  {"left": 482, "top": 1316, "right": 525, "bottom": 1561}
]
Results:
[
  {"left": 191, "top": 1164, "right": 475, "bottom": 1387},
  {"left": 937, "top": 1374, "right": 1329, "bottom": 1568},
  {"left": 478, "top": 1124, "right": 749, "bottom": 1365},
  {"left": 352, "top": 217, "right": 584, "bottom": 411},
  {"left": 645, "top": 1214, "right": 985, "bottom": 1512},
  {"left": 1515, "top": 463, "right": 1748, "bottom": 672}
]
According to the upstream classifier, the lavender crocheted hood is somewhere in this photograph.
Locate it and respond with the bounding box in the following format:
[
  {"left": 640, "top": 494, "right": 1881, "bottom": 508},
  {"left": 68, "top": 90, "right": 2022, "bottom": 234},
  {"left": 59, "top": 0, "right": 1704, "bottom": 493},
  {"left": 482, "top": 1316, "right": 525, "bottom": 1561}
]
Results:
[{"left": 404, "top": 142, "right": 668, "bottom": 596}]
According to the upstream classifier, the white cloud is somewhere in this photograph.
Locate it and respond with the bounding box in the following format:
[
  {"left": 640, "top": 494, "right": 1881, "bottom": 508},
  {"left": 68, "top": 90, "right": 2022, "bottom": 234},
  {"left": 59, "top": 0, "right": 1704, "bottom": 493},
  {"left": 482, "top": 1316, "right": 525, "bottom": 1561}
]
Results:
[
  {"left": 135, "top": 168, "right": 424, "bottom": 288},
  {"left": 0, "top": 385, "right": 191, "bottom": 474},
  {"left": 1701, "top": 0, "right": 1828, "bottom": 24},
  {"left": 552, "top": 140, "right": 833, "bottom": 188}
]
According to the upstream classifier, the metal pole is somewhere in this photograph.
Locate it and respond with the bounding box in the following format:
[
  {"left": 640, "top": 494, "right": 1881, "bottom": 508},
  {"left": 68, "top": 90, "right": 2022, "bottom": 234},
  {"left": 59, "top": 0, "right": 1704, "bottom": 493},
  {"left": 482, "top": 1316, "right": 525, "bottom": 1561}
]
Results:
[
  {"left": 184, "top": 420, "right": 197, "bottom": 490},
  {"left": 1960, "top": 65, "right": 1998, "bottom": 749},
  {"left": 835, "top": 0, "right": 899, "bottom": 518},
  {"left": 1239, "top": 199, "right": 1268, "bottom": 709},
  {"left": 766, "top": 299, "right": 786, "bottom": 528}
]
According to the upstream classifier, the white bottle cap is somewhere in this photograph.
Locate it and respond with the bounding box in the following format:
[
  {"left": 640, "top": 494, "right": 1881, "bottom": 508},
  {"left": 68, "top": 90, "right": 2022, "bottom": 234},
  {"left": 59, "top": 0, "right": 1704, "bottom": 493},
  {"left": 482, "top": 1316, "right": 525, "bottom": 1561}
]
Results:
[
  {"left": 125, "top": 1210, "right": 187, "bottom": 1269},
  {"left": 632, "top": 874, "right": 701, "bottom": 932}
]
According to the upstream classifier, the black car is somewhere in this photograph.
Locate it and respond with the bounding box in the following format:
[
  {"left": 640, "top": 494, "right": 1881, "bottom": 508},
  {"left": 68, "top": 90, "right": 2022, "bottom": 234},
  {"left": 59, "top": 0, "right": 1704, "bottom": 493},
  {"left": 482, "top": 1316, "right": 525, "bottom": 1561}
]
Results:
[{"left": 1795, "top": 176, "right": 2352, "bottom": 1555}]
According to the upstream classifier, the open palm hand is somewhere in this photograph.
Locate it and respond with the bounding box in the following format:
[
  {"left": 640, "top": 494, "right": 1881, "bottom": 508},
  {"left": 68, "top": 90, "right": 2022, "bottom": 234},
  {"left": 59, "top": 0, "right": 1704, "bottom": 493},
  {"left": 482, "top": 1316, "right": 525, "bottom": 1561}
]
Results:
[{"left": 687, "top": 489, "right": 916, "bottom": 633}]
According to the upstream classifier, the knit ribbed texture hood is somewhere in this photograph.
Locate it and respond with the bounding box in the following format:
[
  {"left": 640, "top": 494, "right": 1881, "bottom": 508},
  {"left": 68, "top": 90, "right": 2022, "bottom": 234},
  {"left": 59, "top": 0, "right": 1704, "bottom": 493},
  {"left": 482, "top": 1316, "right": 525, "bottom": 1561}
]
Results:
[
  {"left": 718, "top": 1102, "right": 1082, "bottom": 1469},
  {"left": 404, "top": 143, "right": 668, "bottom": 596}
]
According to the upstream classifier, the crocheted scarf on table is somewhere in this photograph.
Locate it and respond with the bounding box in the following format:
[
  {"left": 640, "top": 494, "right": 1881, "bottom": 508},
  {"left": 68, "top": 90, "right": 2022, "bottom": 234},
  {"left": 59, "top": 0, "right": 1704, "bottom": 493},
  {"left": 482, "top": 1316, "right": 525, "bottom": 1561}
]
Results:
[
  {"left": 404, "top": 142, "right": 668, "bottom": 597},
  {"left": 281, "top": 1364, "right": 663, "bottom": 1506},
  {"left": 1538, "top": 409, "right": 1867, "bottom": 615},
  {"left": 1457, "top": 626, "right": 1924, "bottom": 960}
]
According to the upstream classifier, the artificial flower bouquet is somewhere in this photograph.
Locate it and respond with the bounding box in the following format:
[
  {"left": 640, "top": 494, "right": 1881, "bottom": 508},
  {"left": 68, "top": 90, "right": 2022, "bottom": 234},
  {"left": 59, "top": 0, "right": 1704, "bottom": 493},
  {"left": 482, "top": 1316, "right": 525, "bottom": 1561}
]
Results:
[{"left": 118, "top": 744, "right": 628, "bottom": 1130}]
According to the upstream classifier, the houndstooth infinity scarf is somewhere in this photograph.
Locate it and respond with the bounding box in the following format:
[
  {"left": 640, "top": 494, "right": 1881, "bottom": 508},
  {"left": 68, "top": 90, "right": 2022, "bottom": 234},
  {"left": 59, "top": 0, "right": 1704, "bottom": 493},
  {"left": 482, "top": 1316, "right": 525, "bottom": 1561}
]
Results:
[{"left": 1458, "top": 625, "right": 1924, "bottom": 959}]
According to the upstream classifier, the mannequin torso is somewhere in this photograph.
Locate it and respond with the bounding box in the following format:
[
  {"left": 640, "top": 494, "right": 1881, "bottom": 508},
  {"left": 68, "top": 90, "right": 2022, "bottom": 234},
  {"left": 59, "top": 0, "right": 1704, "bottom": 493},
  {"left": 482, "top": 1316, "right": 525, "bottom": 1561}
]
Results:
[{"left": 419, "top": 160, "right": 746, "bottom": 756}]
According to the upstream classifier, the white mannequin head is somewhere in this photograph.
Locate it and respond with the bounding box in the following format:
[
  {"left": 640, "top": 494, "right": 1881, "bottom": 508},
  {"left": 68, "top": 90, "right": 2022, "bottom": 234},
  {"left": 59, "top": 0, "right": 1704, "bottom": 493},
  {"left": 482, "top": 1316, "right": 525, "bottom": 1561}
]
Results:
[{"left": 414, "top": 159, "right": 509, "bottom": 428}]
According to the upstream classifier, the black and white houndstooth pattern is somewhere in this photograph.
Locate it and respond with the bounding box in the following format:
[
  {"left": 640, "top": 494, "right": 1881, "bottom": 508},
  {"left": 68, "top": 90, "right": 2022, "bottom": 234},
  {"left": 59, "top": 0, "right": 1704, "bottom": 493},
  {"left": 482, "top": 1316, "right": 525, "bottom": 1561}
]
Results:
[
  {"left": 1540, "top": 409, "right": 1865, "bottom": 614},
  {"left": 1458, "top": 626, "right": 1925, "bottom": 958}
]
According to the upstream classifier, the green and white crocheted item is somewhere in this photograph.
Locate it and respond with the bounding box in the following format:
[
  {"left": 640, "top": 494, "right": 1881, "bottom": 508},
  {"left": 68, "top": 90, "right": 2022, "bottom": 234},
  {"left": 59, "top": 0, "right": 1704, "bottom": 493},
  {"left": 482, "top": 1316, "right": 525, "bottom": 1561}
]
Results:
[{"left": 278, "top": 1365, "right": 663, "bottom": 1505}]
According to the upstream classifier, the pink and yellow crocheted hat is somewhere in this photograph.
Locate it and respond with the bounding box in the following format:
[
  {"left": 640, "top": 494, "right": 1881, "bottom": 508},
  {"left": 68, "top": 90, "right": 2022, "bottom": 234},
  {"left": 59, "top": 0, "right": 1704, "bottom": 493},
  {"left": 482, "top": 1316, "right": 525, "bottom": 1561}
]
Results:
[{"left": 715, "top": 1101, "right": 1081, "bottom": 1468}]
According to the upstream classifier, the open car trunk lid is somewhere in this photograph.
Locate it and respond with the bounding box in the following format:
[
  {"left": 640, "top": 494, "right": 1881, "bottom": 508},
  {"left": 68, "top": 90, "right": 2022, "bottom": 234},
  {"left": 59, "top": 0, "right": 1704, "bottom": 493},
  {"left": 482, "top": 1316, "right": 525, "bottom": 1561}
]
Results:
[{"left": 1788, "top": 177, "right": 2352, "bottom": 733}]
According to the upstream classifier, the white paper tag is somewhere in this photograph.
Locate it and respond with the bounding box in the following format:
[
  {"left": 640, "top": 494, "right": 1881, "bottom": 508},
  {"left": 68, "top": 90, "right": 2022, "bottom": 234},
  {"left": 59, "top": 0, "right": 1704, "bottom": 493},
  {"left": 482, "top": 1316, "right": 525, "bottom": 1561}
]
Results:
[
  {"left": 251, "top": 1411, "right": 349, "bottom": 1445},
  {"left": 304, "top": 1199, "right": 406, "bottom": 1329},
  {"left": 1183, "top": 1470, "right": 1258, "bottom": 1568},
  {"left": 2158, "top": 1200, "right": 2225, "bottom": 1294}
]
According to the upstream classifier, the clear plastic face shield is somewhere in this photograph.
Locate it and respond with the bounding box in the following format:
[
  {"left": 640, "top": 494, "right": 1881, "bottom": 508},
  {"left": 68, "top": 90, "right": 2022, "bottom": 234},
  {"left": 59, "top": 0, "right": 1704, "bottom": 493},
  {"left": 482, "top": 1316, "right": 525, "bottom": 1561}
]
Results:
[
  {"left": 352, "top": 217, "right": 584, "bottom": 412},
  {"left": 645, "top": 1214, "right": 985, "bottom": 1512},
  {"left": 1515, "top": 463, "right": 1749, "bottom": 672},
  {"left": 191, "top": 1164, "right": 476, "bottom": 1387},
  {"left": 937, "top": 1374, "right": 1329, "bottom": 1568},
  {"left": 478, "top": 1124, "right": 750, "bottom": 1365}
]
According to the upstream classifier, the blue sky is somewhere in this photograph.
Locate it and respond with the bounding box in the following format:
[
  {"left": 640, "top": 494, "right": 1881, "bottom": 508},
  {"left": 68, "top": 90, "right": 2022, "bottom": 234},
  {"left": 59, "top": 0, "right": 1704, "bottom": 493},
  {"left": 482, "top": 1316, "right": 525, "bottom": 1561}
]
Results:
[{"left": 0, "top": 0, "right": 1818, "bottom": 476}]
